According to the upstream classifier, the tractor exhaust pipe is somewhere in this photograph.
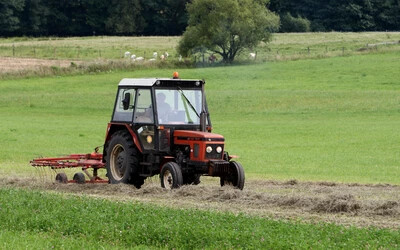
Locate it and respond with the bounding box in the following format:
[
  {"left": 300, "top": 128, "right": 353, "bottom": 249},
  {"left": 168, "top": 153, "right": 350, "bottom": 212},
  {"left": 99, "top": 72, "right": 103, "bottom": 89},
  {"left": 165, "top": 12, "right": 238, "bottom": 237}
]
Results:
[{"left": 200, "top": 80, "right": 207, "bottom": 132}]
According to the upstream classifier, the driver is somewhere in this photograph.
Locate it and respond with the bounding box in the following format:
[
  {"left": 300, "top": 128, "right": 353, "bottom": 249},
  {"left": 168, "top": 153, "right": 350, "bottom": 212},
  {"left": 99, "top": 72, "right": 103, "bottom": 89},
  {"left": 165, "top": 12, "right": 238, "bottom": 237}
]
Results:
[{"left": 156, "top": 93, "right": 171, "bottom": 123}]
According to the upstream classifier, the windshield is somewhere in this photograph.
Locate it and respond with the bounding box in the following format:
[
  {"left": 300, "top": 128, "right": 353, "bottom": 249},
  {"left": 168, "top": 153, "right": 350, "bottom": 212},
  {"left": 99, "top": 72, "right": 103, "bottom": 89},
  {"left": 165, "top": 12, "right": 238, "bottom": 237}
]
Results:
[{"left": 155, "top": 88, "right": 202, "bottom": 125}]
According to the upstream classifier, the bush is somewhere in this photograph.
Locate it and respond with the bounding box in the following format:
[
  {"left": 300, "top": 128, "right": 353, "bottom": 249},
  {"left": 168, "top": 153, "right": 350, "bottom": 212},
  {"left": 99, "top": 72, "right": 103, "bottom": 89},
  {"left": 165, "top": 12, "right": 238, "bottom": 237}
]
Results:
[{"left": 280, "top": 12, "right": 311, "bottom": 33}]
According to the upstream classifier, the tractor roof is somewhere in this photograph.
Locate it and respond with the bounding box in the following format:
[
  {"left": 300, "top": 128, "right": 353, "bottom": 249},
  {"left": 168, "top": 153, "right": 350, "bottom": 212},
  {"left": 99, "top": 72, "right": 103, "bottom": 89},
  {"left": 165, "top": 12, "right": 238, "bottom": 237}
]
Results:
[{"left": 118, "top": 78, "right": 204, "bottom": 87}]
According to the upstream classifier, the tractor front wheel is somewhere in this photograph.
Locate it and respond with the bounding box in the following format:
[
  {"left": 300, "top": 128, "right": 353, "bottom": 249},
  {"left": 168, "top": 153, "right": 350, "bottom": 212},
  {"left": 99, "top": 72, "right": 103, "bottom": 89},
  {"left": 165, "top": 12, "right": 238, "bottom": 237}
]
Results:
[
  {"left": 105, "top": 131, "right": 140, "bottom": 186},
  {"left": 160, "top": 162, "right": 183, "bottom": 189},
  {"left": 220, "top": 161, "right": 245, "bottom": 190}
]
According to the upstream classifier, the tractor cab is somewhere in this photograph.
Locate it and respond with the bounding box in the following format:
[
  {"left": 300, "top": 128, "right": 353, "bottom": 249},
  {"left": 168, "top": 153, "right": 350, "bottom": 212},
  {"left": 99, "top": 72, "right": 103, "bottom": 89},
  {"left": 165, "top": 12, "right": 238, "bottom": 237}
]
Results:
[
  {"left": 103, "top": 74, "right": 244, "bottom": 190},
  {"left": 110, "top": 77, "right": 210, "bottom": 152}
]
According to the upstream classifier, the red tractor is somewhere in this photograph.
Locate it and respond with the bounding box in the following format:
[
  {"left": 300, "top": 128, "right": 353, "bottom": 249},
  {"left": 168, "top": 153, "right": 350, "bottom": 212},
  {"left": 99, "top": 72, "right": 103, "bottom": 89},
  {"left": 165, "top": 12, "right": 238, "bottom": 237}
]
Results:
[
  {"left": 103, "top": 74, "right": 244, "bottom": 189},
  {"left": 31, "top": 73, "right": 244, "bottom": 190}
]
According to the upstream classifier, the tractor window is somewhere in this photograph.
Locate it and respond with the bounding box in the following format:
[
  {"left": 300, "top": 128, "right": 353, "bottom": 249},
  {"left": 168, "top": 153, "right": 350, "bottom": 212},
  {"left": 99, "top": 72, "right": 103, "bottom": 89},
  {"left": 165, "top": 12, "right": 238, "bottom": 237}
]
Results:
[
  {"left": 134, "top": 89, "right": 154, "bottom": 123},
  {"left": 113, "top": 88, "right": 136, "bottom": 122},
  {"left": 155, "top": 89, "right": 202, "bottom": 125}
]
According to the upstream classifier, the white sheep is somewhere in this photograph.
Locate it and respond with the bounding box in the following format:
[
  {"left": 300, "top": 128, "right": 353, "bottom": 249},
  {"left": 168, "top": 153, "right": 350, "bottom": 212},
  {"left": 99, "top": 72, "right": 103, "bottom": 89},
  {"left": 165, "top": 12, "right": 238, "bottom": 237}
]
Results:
[
  {"left": 164, "top": 52, "right": 169, "bottom": 58},
  {"left": 136, "top": 57, "right": 144, "bottom": 61},
  {"left": 149, "top": 58, "right": 156, "bottom": 62},
  {"left": 249, "top": 52, "right": 256, "bottom": 59},
  {"left": 124, "top": 51, "right": 131, "bottom": 58},
  {"left": 153, "top": 52, "right": 158, "bottom": 58},
  {"left": 178, "top": 55, "right": 182, "bottom": 62},
  {"left": 131, "top": 54, "right": 136, "bottom": 60},
  {"left": 160, "top": 54, "right": 165, "bottom": 60}
]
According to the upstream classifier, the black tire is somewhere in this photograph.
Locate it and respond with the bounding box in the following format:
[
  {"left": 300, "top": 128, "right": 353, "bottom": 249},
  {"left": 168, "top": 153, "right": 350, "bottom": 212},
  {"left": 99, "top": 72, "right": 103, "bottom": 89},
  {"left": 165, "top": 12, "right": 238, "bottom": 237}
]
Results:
[
  {"left": 131, "top": 174, "right": 146, "bottom": 189},
  {"left": 105, "top": 130, "right": 140, "bottom": 185},
  {"left": 55, "top": 173, "right": 68, "bottom": 184},
  {"left": 160, "top": 162, "right": 183, "bottom": 189},
  {"left": 73, "top": 172, "right": 86, "bottom": 184},
  {"left": 220, "top": 161, "right": 245, "bottom": 190},
  {"left": 183, "top": 174, "right": 201, "bottom": 185}
]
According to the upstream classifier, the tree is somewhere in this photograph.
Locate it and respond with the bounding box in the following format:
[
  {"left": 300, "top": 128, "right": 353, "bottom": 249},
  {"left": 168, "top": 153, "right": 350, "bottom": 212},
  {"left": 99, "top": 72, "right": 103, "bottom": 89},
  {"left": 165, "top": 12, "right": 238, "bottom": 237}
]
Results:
[
  {"left": 0, "top": 0, "right": 25, "bottom": 35},
  {"left": 178, "top": 0, "right": 279, "bottom": 63},
  {"left": 280, "top": 12, "right": 310, "bottom": 32},
  {"left": 106, "top": 0, "right": 144, "bottom": 35},
  {"left": 141, "top": 0, "right": 189, "bottom": 36}
]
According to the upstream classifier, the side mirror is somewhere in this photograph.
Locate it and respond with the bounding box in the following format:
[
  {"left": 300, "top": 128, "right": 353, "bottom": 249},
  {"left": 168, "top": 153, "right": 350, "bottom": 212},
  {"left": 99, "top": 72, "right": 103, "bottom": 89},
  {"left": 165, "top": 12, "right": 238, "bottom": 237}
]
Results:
[{"left": 122, "top": 93, "right": 131, "bottom": 110}]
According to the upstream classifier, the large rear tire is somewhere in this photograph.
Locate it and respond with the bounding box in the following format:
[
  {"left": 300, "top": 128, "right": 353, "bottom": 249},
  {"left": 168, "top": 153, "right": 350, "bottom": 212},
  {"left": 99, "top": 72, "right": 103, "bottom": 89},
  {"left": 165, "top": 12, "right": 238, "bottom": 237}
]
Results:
[
  {"left": 160, "top": 162, "right": 183, "bottom": 189},
  {"left": 105, "top": 131, "right": 143, "bottom": 187},
  {"left": 220, "top": 161, "right": 245, "bottom": 190}
]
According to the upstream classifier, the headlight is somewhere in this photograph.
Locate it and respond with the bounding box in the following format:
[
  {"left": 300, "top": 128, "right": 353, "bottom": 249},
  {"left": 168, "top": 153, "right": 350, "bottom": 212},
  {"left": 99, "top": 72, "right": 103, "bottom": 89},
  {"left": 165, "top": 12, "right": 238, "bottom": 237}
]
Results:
[
  {"left": 206, "top": 146, "right": 212, "bottom": 153},
  {"left": 216, "top": 146, "right": 222, "bottom": 153},
  {"left": 146, "top": 135, "right": 153, "bottom": 143}
]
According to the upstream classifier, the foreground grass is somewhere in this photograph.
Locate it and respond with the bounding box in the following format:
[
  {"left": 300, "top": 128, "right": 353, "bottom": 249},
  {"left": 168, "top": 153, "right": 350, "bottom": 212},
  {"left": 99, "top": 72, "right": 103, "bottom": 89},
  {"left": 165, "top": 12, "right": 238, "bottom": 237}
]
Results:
[
  {"left": 0, "top": 51, "right": 399, "bottom": 184},
  {"left": 0, "top": 188, "right": 398, "bottom": 249}
]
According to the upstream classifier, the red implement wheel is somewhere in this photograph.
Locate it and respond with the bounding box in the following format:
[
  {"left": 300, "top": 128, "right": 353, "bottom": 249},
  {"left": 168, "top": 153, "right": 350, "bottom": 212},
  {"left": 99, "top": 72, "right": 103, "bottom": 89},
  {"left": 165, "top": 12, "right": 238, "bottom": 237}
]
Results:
[
  {"left": 73, "top": 172, "right": 86, "bottom": 184},
  {"left": 55, "top": 173, "right": 68, "bottom": 184}
]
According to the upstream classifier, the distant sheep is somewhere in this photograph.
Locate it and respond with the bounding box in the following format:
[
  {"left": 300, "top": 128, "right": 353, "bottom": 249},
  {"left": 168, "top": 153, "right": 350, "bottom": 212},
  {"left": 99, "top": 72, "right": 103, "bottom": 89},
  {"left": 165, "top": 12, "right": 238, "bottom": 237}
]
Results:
[
  {"left": 164, "top": 52, "right": 169, "bottom": 58},
  {"left": 136, "top": 57, "right": 144, "bottom": 61},
  {"left": 124, "top": 51, "right": 131, "bottom": 58},
  {"left": 160, "top": 54, "right": 165, "bottom": 60},
  {"left": 131, "top": 54, "right": 136, "bottom": 60},
  {"left": 153, "top": 52, "right": 158, "bottom": 58},
  {"left": 249, "top": 52, "right": 256, "bottom": 59}
]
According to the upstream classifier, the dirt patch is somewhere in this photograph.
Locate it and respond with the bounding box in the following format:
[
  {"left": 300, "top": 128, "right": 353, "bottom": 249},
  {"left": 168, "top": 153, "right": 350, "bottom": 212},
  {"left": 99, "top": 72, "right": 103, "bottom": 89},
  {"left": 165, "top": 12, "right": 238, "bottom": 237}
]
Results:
[
  {"left": 1, "top": 177, "right": 399, "bottom": 229},
  {"left": 0, "top": 57, "right": 79, "bottom": 73}
]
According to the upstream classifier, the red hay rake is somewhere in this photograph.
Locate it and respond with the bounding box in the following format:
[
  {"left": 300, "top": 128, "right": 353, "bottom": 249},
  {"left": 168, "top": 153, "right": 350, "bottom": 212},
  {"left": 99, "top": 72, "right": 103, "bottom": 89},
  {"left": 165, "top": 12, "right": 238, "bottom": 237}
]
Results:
[{"left": 30, "top": 152, "right": 108, "bottom": 184}]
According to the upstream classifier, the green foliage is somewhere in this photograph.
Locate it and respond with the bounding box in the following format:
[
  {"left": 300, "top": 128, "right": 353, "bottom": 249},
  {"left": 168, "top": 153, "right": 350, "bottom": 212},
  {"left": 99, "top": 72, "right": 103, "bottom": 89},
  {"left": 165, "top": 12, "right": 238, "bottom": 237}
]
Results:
[
  {"left": 178, "top": 0, "right": 279, "bottom": 63},
  {"left": 269, "top": 0, "right": 400, "bottom": 32},
  {"left": 0, "top": 188, "right": 399, "bottom": 249},
  {"left": 0, "top": 0, "right": 25, "bottom": 34},
  {"left": 106, "top": 0, "right": 145, "bottom": 35},
  {"left": 280, "top": 12, "right": 310, "bottom": 33}
]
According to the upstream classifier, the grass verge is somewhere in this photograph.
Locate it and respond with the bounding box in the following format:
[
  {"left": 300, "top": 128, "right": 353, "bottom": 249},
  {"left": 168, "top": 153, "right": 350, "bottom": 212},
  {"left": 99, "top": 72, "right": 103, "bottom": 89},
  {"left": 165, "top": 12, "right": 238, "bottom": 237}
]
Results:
[{"left": 0, "top": 187, "right": 399, "bottom": 249}]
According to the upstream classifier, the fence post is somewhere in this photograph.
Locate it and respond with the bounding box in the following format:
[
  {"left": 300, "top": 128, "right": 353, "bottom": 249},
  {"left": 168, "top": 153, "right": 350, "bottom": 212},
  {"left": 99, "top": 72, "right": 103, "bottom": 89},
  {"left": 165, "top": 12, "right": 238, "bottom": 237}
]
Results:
[
  {"left": 307, "top": 47, "right": 310, "bottom": 55},
  {"left": 12, "top": 44, "right": 15, "bottom": 57}
]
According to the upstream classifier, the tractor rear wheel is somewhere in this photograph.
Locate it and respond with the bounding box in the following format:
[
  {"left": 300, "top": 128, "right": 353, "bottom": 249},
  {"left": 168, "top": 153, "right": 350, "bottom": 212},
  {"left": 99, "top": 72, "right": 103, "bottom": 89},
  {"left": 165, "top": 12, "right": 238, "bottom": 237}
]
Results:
[
  {"left": 73, "top": 172, "right": 86, "bottom": 184},
  {"left": 220, "top": 161, "right": 245, "bottom": 190},
  {"left": 105, "top": 131, "right": 141, "bottom": 186},
  {"left": 160, "top": 162, "right": 183, "bottom": 189}
]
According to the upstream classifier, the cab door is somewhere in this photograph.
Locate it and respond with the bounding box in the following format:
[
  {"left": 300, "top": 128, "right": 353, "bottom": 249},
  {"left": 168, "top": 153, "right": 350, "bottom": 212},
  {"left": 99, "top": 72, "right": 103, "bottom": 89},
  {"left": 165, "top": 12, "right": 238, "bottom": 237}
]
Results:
[{"left": 133, "top": 88, "right": 155, "bottom": 151}]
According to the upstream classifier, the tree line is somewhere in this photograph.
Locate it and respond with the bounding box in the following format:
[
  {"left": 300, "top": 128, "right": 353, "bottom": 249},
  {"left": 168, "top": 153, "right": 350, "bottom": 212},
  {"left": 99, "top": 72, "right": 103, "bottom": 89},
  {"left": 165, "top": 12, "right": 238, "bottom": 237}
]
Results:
[
  {"left": 0, "top": 0, "right": 190, "bottom": 36},
  {"left": 1, "top": 0, "right": 399, "bottom": 37},
  {"left": 269, "top": 0, "right": 400, "bottom": 32}
]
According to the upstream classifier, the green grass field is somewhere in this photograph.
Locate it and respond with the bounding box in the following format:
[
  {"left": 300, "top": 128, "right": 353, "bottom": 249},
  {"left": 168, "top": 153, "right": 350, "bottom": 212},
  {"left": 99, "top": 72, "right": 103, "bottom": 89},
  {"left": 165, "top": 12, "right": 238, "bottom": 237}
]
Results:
[
  {"left": 1, "top": 32, "right": 399, "bottom": 61},
  {"left": 0, "top": 188, "right": 398, "bottom": 249},
  {"left": 1, "top": 50, "right": 399, "bottom": 184},
  {"left": 1, "top": 34, "right": 400, "bottom": 248}
]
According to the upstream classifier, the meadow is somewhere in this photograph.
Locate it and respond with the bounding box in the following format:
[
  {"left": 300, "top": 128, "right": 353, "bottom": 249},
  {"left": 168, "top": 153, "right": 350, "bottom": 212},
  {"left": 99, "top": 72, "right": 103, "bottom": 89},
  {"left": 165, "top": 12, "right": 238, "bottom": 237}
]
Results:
[
  {"left": 0, "top": 34, "right": 399, "bottom": 248},
  {"left": 0, "top": 32, "right": 400, "bottom": 62},
  {"left": 0, "top": 49, "right": 399, "bottom": 184}
]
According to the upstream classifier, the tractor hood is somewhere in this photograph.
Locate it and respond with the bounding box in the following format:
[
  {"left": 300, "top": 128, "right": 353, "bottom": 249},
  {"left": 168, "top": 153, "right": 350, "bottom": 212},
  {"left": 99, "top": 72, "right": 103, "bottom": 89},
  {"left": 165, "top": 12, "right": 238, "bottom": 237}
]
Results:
[{"left": 174, "top": 130, "right": 225, "bottom": 142}]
